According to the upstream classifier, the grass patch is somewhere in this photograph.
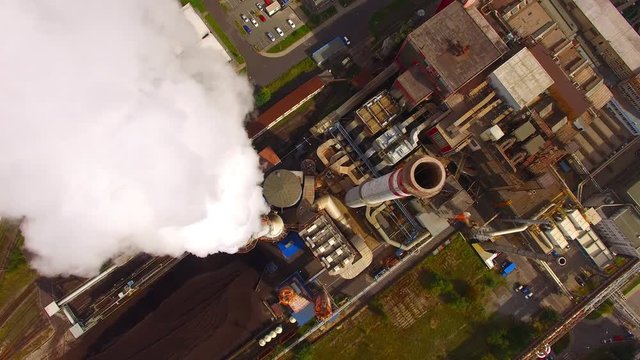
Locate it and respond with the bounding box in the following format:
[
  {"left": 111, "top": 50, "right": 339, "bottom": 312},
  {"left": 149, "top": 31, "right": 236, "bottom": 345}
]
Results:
[
  {"left": 301, "top": 6, "right": 338, "bottom": 28},
  {"left": 263, "top": 57, "right": 317, "bottom": 94},
  {"left": 310, "top": 234, "right": 516, "bottom": 360},
  {"left": 587, "top": 299, "right": 614, "bottom": 320},
  {"left": 181, "top": 0, "right": 245, "bottom": 65},
  {"left": 368, "top": 0, "right": 411, "bottom": 38},
  {"left": 0, "top": 256, "right": 36, "bottom": 309},
  {"left": 623, "top": 274, "right": 640, "bottom": 294},
  {"left": 552, "top": 333, "right": 571, "bottom": 355},
  {"left": 267, "top": 25, "right": 311, "bottom": 53}
]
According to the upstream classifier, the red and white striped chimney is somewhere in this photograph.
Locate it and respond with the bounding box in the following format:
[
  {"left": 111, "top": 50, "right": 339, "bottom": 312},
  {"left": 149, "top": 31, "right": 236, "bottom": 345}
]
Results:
[{"left": 344, "top": 156, "right": 446, "bottom": 208}]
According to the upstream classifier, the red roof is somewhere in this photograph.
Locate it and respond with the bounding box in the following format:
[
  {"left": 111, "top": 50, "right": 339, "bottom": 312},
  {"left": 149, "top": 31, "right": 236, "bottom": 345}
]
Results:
[{"left": 246, "top": 76, "right": 325, "bottom": 139}]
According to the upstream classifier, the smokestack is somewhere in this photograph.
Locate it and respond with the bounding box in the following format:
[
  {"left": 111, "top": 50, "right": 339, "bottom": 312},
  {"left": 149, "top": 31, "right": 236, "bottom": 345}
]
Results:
[{"left": 345, "top": 156, "right": 446, "bottom": 208}]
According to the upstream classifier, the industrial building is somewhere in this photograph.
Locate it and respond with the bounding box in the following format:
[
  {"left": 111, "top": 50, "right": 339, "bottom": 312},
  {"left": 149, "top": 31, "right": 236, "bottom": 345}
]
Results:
[
  {"left": 477, "top": 0, "right": 634, "bottom": 174},
  {"left": 560, "top": 0, "right": 640, "bottom": 80},
  {"left": 595, "top": 207, "right": 640, "bottom": 257},
  {"left": 395, "top": 1, "right": 508, "bottom": 98},
  {"left": 246, "top": 76, "right": 326, "bottom": 139}
]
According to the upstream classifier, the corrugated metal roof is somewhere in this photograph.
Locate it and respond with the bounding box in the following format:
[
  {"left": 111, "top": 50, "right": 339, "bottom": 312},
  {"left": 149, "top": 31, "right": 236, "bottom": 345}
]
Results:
[
  {"left": 404, "top": 2, "right": 506, "bottom": 93},
  {"left": 246, "top": 76, "right": 325, "bottom": 138}
]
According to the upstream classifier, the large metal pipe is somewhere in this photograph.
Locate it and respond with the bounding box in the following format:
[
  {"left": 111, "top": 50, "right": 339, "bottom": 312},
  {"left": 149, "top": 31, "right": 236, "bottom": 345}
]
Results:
[
  {"left": 481, "top": 242, "right": 567, "bottom": 266},
  {"left": 344, "top": 156, "right": 446, "bottom": 208}
]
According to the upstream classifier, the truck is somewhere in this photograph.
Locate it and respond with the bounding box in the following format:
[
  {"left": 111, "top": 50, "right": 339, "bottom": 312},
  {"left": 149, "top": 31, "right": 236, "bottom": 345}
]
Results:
[
  {"left": 265, "top": 1, "right": 281, "bottom": 16},
  {"left": 501, "top": 261, "right": 516, "bottom": 277}
]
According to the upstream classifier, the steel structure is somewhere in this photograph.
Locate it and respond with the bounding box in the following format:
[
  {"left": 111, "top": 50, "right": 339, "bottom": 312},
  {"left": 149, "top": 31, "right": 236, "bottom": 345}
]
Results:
[
  {"left": 480, "top": 242, "right": 567, "bottom": 266},
  {"left": 516, "top": 259, "right": 640, "bottom": 359},
  {"left": 330, "top": 122, "right": 422, "bottom": 239}
]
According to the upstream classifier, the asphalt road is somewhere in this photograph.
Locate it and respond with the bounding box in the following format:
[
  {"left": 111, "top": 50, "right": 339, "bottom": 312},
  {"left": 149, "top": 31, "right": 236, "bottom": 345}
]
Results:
[{"left": 203, "top": 0, "right": 400, "bottom": 86}]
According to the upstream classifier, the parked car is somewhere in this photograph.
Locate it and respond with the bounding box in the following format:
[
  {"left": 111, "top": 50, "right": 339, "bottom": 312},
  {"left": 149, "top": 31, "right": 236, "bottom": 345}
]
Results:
[
  {"left": 343, "top": 36, "right": 351, "bottom": 46},
  {"left": 373, "top": 267, "right": 388, "bottom": 281},
  {"left": 259, "top": 14, "right": 266, "bottom": 22},
  {"left": 266, "top": 31, "right": 276, "bottom": 42},
  {"left": 287, "top": 18, "right": 296, "bottom": 28},
  {"left": 250, "top": 18, "right": 259, "bottom": 27},
  {"left": 240, "top": 14, "right": 249, "bottom": 22},
  {"left": 256, "top": 2, "right": 264, "bottom": 10},
  {"left": 243, "top": 24, "right": 252, "bottom": 34},
  {"left": 521, "top": 285, "right": 533, "bottom": 299},
  {"left": 575, "top": 275, "right": 586, "bottom": 287},
  {"left": 275, "top": 27, "right": 284, "bottom": 37}
]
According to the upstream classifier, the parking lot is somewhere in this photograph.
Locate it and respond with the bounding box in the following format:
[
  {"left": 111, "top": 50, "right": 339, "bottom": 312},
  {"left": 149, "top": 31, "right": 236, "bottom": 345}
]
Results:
[{"left": 224, "top": 0, "right": 303, "bottom": 51}]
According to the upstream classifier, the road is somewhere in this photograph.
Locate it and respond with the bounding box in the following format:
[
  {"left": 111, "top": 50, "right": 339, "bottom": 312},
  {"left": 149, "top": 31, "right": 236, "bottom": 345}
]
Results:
[{"left": 203, "top": 0, "right": 400, "bottom": 86}]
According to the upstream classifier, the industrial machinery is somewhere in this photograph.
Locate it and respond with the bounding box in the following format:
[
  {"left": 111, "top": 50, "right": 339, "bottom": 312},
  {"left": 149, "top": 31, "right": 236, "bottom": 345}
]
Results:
[
  {"left": 481, "top": 242, "right": 567, "bottom": 266},
  {"left": 344, "top": 155, "right": 446, "bottom": 208},
  {"left": 314, "top": 288, "right": 333, "bottom": 321}
]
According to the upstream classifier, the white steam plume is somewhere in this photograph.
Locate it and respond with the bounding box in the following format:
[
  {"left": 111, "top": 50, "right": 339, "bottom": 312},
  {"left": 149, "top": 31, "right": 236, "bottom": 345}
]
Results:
[{"left": 0, "top": 0, "right": 269, "bottom": 276}]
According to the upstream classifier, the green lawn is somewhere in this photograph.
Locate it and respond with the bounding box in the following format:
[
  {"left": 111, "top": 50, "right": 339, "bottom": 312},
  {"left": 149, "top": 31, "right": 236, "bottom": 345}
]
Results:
[
  {"left": 623, "top": 274, "right": 640, "bottom": 294},
  {"left": 310, "top": 234, "right": 528, "bottom": 360},
  {"left": 267, "top": 25, "right": 311, "bottom": 53},
  {"left": 181, "top": 0, "right": 245, "bottom": 65},
  {"left": 0, "top": 228, "right": 37, "bottom": 308}
]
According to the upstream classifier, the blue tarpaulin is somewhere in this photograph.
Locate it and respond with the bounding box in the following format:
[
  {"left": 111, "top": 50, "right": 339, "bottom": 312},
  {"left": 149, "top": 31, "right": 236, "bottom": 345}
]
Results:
[
  {"left": 292, "top": 303, "right": 316, "bottom": 326},
  {"left": 277, "top": 232, "right": 304, "bottom": 260}
]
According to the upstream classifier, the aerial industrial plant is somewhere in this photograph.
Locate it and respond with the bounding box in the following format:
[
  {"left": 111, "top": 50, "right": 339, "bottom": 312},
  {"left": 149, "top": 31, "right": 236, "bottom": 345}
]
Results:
[{"left": 2, "top": 0, "right": 640, "bottom": 359}]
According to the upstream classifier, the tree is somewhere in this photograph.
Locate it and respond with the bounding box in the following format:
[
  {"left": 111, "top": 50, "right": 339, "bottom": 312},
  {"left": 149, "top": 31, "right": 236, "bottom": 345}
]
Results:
[
  {"left": 254, "top": 87, "right": 271, "bottom": 107},
  {"left": 487, "top": 328, "right": 509, "bottom": 350},
  {"left": 293, "top": 342, "right": 314, "bottom": 360},
  {"left": 534, "top": 307, "right": 561, "bottom": 332}
]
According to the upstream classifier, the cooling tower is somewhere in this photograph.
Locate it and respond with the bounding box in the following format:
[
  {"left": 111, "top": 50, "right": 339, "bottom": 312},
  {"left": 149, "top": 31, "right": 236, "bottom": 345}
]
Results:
[{"left": 344, "top": 156, "right": 446, "bottom": 208}]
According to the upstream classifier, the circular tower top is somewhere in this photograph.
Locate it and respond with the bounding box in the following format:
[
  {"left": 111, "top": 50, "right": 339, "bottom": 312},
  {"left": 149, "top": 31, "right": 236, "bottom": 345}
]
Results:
[{"left": 263, "top": 170, "right": 302, "bottom": 208}]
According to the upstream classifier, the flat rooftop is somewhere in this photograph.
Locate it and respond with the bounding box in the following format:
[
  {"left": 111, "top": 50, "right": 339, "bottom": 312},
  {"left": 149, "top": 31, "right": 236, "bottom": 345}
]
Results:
[
  {"left": 574, "top": 0, "right": 640, "bottom": 74},
  {"left": 404, "top": 1, "right": 507, "bottom": 93}
]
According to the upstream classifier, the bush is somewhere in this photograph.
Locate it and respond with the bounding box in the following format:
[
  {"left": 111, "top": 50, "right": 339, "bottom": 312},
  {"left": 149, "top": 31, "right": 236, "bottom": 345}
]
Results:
[
  {"left": 552, "top": 333, "right": 571, "bottom": 354},
  {"left": 293, "top": 342, "right": 314, "bottom": 360},
  {"left": 419, "top": 270, "right": 453, "bottom": 295},
  {"left": 254, "top": 88, "right": 271, "bottom": 107},
  {"left": 587, "top": 300, "right": 614, "bottom": 319},
  {"left": 368, "top": 298, "right": 388, "bottom": 322},
  {"left": 533, "top": 307, "right": 561, "bottom": 332},
  {"left": 483, "top": 273, "right": 500, "bottom": 289}
]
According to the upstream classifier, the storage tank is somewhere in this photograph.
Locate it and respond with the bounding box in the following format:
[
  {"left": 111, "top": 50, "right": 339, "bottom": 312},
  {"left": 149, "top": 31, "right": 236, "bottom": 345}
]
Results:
[{"left": 263, "top": 169, "right": 303, "bottom": 208}]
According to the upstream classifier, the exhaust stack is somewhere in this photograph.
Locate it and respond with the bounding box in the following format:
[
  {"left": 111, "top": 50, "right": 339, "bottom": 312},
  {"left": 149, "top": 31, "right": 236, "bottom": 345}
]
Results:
[{"left": 345, "top": 156, "right": 446, "bottom": 208}]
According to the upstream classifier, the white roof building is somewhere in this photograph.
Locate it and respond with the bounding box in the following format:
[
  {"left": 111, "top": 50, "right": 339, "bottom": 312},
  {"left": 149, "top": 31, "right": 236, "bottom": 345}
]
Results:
[
  {"left": 488, "top": 48, "right": 554, "bottom": 111},
  {"left": 568, "top": 0, "right": 640, "bottom": 78},
  {"left": 182, "top": 3, "right": 231, "bottom": 63}
]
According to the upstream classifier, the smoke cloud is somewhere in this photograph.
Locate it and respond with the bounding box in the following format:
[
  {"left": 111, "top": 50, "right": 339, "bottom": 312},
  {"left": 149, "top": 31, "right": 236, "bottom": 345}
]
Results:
[{"left": 0, "top": 0, "right": 268, "bottom": 276}]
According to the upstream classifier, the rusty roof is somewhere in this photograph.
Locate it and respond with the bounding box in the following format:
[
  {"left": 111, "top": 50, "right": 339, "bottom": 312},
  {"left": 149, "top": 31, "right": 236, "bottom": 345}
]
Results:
[
  {"left": 246, "top": 76, "right": 325, "bottom": 139},
  {"left": 529, "top": 44, "right": 590, "bottom": 121},
  {"left": 405, "top": 1, "right": 507, "bottom": 93}
]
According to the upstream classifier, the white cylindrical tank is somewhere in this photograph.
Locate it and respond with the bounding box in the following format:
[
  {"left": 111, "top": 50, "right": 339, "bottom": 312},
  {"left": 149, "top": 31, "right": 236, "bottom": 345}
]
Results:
[
  {"left": 344, "top": 156, "right": 446, "bottom": 208},
  {"left": 258, "top": 339, "right": 266, "bottom": 347},
  {"left": 252, "top": 212, "right": 285, "bottom": 241},
  {"left": 275, "top": 326, "right": 283, "bottom": 334}
]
